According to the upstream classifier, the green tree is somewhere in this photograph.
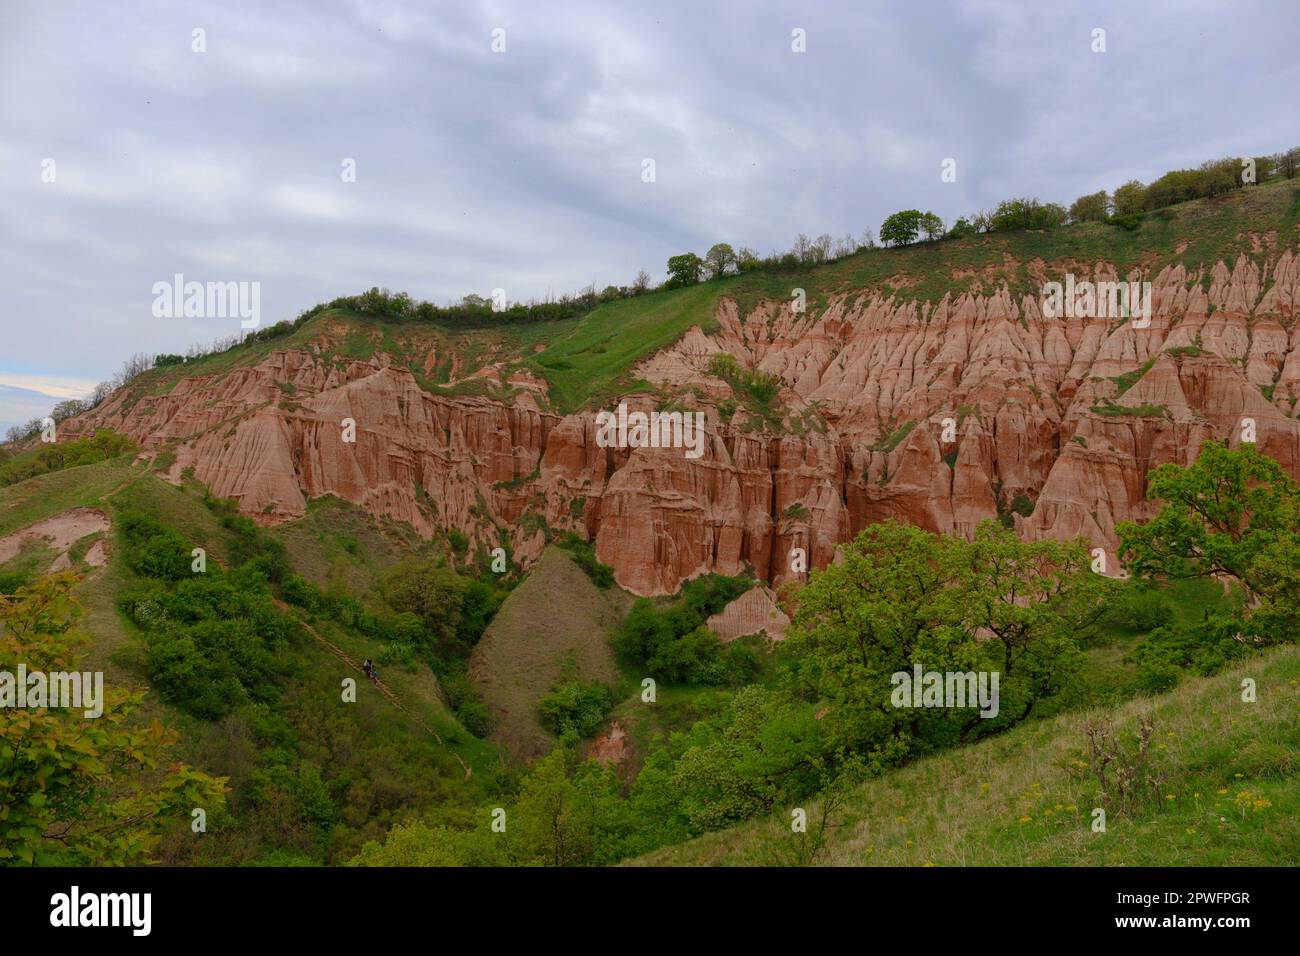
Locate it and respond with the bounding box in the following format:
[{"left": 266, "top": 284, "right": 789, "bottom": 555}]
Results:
[
  {"left": 988, "top": 197, "right": 1066, "bottom": 231},
  {"left": 1069, "top": 189, "right": 1111, "bottom": 223},
  {"left": 1112, "top": 179, "right": 1146, "bottom": 216},
  {"left": 782, "top": 522, "right": 971, "bottom": 751},
  {"left": 878, "top": 209, "right": 923, "bottom": 247},
  {"left": 665, "top": 252, "right": 703, "bottom": 289},
  {"left": 672, "top": 686, "right": 824, "bottom": 832},
  {"left": 0, "top": 574, "right": 226, "bottom": 864},
  {"left": 511, "top": 750, "right": 596, "bottom": 866},
  {"left": 703, "top": 243, "right": 737, "bottom": 279},
  {"left": 958, "top": 521, "right": 1105, "bottom": 722},
  {"left": 735, "top": 246, "right": 761, "bottom": 272},
  {"left": 946, "top": 217, "right": 978, "bottom": 239},
  {"left": 379, "top": 559, "right": 468, "bottom": 657},
  {"left": 918, "top": 211, "right": 945, "bottom": 241},
  {"left": 538, "top": 679, "right": 616, "bottom": 741},
  {"left": 1118, "top": 441, "right": 1300, "bottom": 643}
]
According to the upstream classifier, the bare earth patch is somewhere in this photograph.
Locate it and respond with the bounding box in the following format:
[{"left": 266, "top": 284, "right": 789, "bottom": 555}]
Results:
[
  {"left": 586, "top": 719, "right": 631, "bottom": 767},
  {"left": 0, "top": 507, "right": 111, "bottom": 571}
]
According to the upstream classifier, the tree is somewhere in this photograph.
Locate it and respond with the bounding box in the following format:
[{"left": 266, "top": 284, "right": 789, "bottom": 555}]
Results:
[
  {"left": 735, "top": 247, "right": 761, "bottom": 272},
  {"left": 0, "top": 574, "right": 226, "bottom": 864},
  {"left": 632, "top": 269, "right": 652, "bottom": 293},
  {"left": 784, "top": 520, "right": 1094, "bottom": 754},
  {"left": 379, "top": 559, "right": 468, "bottom": 657},
  {"left": 1112, "top": 179, "right": 1146, "bottom": 216},
  {"left": 117, "top": 352, "right": 152, "bottom": 386},
  {"left": 1118, "top": 441, "right": 1300, "bottom": 643},
  {"left": 665, "top": 253, "right": 703, "bottom": 289},
  {"left": 511, "top": 750, "right": 597, "bottom": 866},
  {"left": 50, "top": 398, "right": 86, "bottom": 423},
  {"left": 671, "top": 686, "right": 824, "bottom": 832},
  {"left": 791, "top": 233, "right": 812, "bottom": 262},
  {"left": 1276, "top": 147, "right": 1300, "bottom": 179},
  {"left": 1197, "top": 157, "right": 1240, "bottom": 197},
  {"left": 703, "top": 243, "right": 737, "bottom": 280},
  {"left": 946, "top": 217, "right": 977, "bottom": 239},
  {"left": 89, "top": 380, "right": 114, "bottom": 407},
  {"left": 878, "top": 209, "right": 923, "bottom": 247},
  {"left": 1250, "top": 154, "right": 1276, "bottom": 183},
  {"left": 1069, "top": 190, "right": 1111, "bottom": 223},
  {"left": 988, "top": 197, "right": 1066, "bottom": 232},
  {"left": 809, "top": 233, "right": 834, "bottom": 263},
  {"left": 782, "top": 522, "right": 971, "bottom": 751},
  {"left": 918, "top": 211, "right": 945, "bottom": 241},
  {"left": 959, "top": 522, "right": 1106, "bottom": 717}
]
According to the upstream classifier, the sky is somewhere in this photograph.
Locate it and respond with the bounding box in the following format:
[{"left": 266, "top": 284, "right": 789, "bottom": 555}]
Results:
[{"left": 1, "top": 0, "right": 1297, "bottom": 433}]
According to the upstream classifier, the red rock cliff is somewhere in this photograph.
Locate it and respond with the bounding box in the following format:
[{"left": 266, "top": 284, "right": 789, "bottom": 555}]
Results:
[{"left": 72, "top": 251, "right": 1300, "bottom": 595}]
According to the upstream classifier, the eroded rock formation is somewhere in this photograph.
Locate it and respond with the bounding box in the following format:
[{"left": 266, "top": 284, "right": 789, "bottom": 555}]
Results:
[{"left": 70, "top": 251, "right": 1300, "bottom": 595}]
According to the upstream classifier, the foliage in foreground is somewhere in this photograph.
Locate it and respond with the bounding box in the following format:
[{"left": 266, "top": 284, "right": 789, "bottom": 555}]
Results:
[{"left": 0, "top": 574, "right": 225, "bottom": 865}]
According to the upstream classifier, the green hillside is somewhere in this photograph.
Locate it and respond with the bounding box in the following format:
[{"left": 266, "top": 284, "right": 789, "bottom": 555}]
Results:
[
  {"left": 0, "top": 459, "right": 502, "bottom": 865},
  {"left": 635, "top": 646, "right": 1299, "bottom": 866},
  {"left": 107, "top": 175, "right": 1300, "bottom": 419},
  {"left": 469, "top": 547, "right": 628, "bottom": 760},
  {"left": 4, "top": 175, "right": 1299, "bottom": 869}
]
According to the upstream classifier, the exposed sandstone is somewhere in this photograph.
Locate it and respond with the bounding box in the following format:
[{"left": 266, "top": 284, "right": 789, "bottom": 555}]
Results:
[{"left": 67, "top": 250, "right": 1300, "bottom": 594}]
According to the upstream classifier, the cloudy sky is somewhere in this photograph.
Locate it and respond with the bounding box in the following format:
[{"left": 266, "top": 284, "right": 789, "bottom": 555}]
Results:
[{"left": 1, "top": 0, "right": 1296, "bottom": 432}]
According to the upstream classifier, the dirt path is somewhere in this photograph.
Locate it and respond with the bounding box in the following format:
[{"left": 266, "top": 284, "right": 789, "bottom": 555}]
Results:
[{"left": 282, "top": 602, "right": 472, "bottom": 779}]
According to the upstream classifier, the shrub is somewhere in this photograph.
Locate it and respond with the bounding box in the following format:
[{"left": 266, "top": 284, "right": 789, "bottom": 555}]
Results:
[
  {"left": 613, "top": 574, "right": 754, "bottom": 685},
  {"left": 538, "top": 680, "right": 616, "bottom": 741},
  {"left": 555, "top": 533, "right": 615, "bottom": 588}
]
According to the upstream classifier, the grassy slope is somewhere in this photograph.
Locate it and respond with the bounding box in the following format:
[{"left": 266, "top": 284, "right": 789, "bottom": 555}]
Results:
[
  {"left": 469, "top": 546, "right": 628, "bottom": 760},
  {"left": 0, "top": 461, "right": 500, "bottom": 861},
  {"left": 269, "top": 493, "right": 429, "bottom": 594},
  {"left": 113, "top": 178, "right": 1299, "bottom": 425},
  {"left": 729, "top": 176, "right": 1300, "bottom": 313},
  {"left": 635, "top": 646, "right": 1299, "bottom": 866}
]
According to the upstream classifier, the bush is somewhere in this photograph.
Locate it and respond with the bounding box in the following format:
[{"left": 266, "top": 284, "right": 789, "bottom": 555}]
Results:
[
  {"left": 538, "top": 680, "right": 616, "bottom": 741},
  {"left": 613, "top": 574, "right": 755, "bottom": 685},
  {"left": 378, "top": 559, "right": 468, "bottom": 658},
  {"left": 555, "top": 533, "right": 615, "bottom": 588},
  {"left": 118, "top": 510, "right": 192, "bottom": 581},
  {"left": 0, "top": 429, "right": 136, "bottom": 488},
  {"left": 438, "top": 669, "right": 490, "bottom": 737},
  {"left": 1112, "top": 584, "right": 1175, "bottom": 633},
  {"left": 988, "top": 197, "right": 1067, "bottom": 232}
]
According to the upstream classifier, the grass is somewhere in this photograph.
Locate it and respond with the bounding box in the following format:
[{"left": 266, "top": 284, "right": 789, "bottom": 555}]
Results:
[
  {"left": 1109, "top": 358, "right": 1156, "bottom": 397},
  {"left": 468, "top": 547, "right": 628, "bottom": 760},
  {"left": 270, "top": 493, "right": 429, "bottom": 593},
  {"left": 634, "top": 644, "right": 1299, "bottom": 866},
  {"left": 0, "top": 456, "right": 506, "bottom": 862},
  {"left": 0, "top": 455, "right": 140, "bottom": 537},
  {"left": 1091, "top": 401, "right": 1169, "bottom": 418},
  {"left": 1053, "top": 578, "right": 1237, "bottom": 714},
  {"left": 0, "top": 537, "right": 60, "bottom": 586},
  {"left": 516, "top": 282, "right": 725, "bottom": 412},
  {"left": 94, "top": 177, "right": 1299, "bottom": 427},
  {"left": 872, "top": 420, "right": 916, "bottom": 452}
]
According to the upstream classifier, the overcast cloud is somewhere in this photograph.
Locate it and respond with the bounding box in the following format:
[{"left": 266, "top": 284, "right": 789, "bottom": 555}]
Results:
[{"left": 1, "top": 0, "right": 1296, "bottom": 431}]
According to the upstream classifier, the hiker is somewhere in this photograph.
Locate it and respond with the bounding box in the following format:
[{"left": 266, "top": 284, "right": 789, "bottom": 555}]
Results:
[{"left": 362, "top": 659, "right": 373, "bottom": 680}]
